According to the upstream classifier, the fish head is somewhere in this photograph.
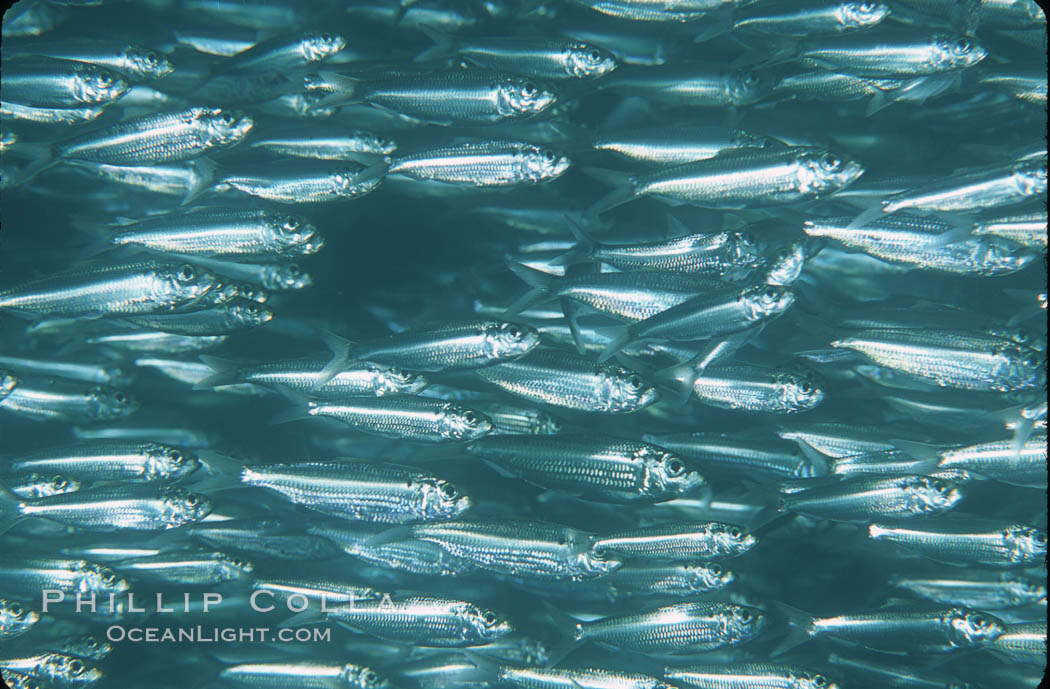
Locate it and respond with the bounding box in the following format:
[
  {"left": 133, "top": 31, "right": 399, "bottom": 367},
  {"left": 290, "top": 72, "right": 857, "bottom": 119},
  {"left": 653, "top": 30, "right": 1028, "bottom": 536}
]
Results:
[
  {"left": 1014, "top": 156, "right": 1047, "bottom": 196},
  {"left": 0, "top": 598, "right": 40, "bottom": 636},
  {"left": 89, "top": 385, "right": 139, "bottom": 420},
  {"left": 533, "top": 412, "right": 563, "bottom": 434},
  {"left": 0, "top": 369, "right": 17, "bottom": 399},
  {"left": 372, "top": 365, "right": 430, "bottom": 395},
  {"left": 711, "top": 522, "right": 758, "bottom": 556},
  {"left": 122, "top": 47, "right": 174, "bottom": 81},
  {"left": 932, "top": 34, "right": 987, "bottom": 70},
  {"left": 999, "top": 345, "right": 1044, "bottom": 391},
  {"left": 601, "top": 367, "right": 659, "bottom": 412},
  {"left": 420, "top": 478, "right": 473, "bottom": 519},
  {"left": 497, "top": 77, "right": 557, "bottom": 118},
  {"left": 1007, "top": 575, "right": 1047, "bottom": 606},
  {"left": 200, "top": 108, "right": 254, "bottom": 147},
  {"left": 795, "top": 671, "right": 840, "bottom": 689},
  {"left": 227, "top": 300, "right": 274, "bottom": 328},
  {"left": 158, "top": 262, "right": 218, "bottom": 306},
  {"left": 343, "top": 664, "right": 391, "bottom": 689},
  {"left": 741, "top": 284, "right": 796, "bottom": 321},
  {"left": 775, "top": 368, "right": 825, "bottom": 412},
  {"left": 724, "top": 604, "right": 767, "bottom": 641},
  {"left": 839, "top": 1, "right": 890, "bottom": 30},
  {"left": 72, "top": 63, "right": 130, "bottom": 104},
  {"left": 575, "top": 538, "right": 623, "bottom": 578},
  {"left": 725, "top": 68, "right": 772, "bottom": 105},
  {"left": 729, "top": 229, "right": 764, "bottom": 268},
  {"left": 143, "top": 444, "right": 200, "bottom": 481},
  {"left": 730, "top": 129, "right": 782, "bottom": 149},
  {"left": 438, "top": 404, "right": 494, "bottom": 440},
  {"left": 464, "top": 604, "right": 514, "bottom": 641},
  {"left": 44, "top": 654, "right": 102, "bottom": 689},
  {"left": 687, "top": 562, "right": 733, "bottom": 591},
  {"left": 266, "top": 212, "right": 324, "bottom": 254},
  {"left": 975, "top": 238, "right": 1035, "bottom": 275},
  {"left": 42, "top": 473, "right": 81, "bottom": 497},
  {"left": 301, "top": 32, "right": 347, "bottom": 62},
  {"left": 235, "top": 283, "right": 269, "bottom": 304},
  {"left": 764, "top": 241, "right": 807, "bottom": 285},
  {"left": 482, "top": 321, "right": 542, "bottom": 360},
  {"left": 83, "top": 564, "right": 131, "bottom": 596},
  {"left": 161, "top": 487, "right": 213, "bottom": 527},
  {"left": 352, "top": 130, "right": 399, "bottom": 155},
  {"left": 643, "top": 449, "right": 705, "bottom": 497},
  {"left": 518, "top": 145, "right": 572, "bottom": 183},
  {"left": 216, "top": 552, "right": 254, "bottom": 580},
  {"left": 947, "top": 608, "right": 1005, "bottom": 648},
  {"left": 796, "top": 149, "right": 865, "bottom": 195},
  {"left": 905, "top": 475, "right": 963, "bottom": 514},
  {"left": 73, "top": 634, "right": 113, "bottom": 660},
  {"left": 1004, "top": 524, "right": 1047, "bottom": 562},
  {"left": 565, "top": 41, "right": 618, "bottom": 78},
  {"left": 262, "top": 263, "right": 313, "bottom": 291}
]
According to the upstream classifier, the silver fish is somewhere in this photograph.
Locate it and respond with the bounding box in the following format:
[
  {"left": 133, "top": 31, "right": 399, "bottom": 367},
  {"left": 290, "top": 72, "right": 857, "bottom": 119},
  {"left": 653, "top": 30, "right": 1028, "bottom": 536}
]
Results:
[
  {"left": 123, "top": 299, "right": 273, "bottom": 336},
  {"left": 0, "top": 484, "right": 212, "bottom": 531},
  {"left": 601, "top": 64, "right": 772, "bottom": 107},
  {"left": 593, "top": 521, "right": 757, "bottom": 561},
  {"left": 971, "top": 208, "right": 1047, "bottom": 251},
  {"left": 644, "top": 432, "right": 824, "bottom": 480},
  {"left": 797, "top": 31, "right": 987, "bottom": 75},
  {"left": 879, "top": 157, "right": 1047, "bottom": 214},
  {"left": 889, "top": 571, "right": 1047, "bottom": 609},
  {"left": 867, "top": 518, "right": 1047, "bottom": 567},
  {"left": 0, "top": 598, "right": 40, "bottom": 640},
  {"left": 592, "top": 126, "right": 781, "bottom": 165},
  {"left": 388, "top": 141, "right": 570, "bottom": 187},
  {"left": 213, "top": 160, "right": 387, "bottom": 204},
  {"left": 665, "top": 664, "right": 840, "bottom": 689},
  {"left": 112, "top": 549, "right": 253, "bottom": 585},
  {"left": 568, "top": 0, "right": 753, "bottom": 22},
  {"left": 389, "top": 519, "right": 621, "bottom": 581},
  {"left": 606, "top": 562, "right": 734, "bottom": 599},
  {"left": 497, "top": 666, "right": 675, "bottom": 689},
  {"left": 2, "top": 56, "right": 129, "bottom": 108},
  {"left": 0, "top": 653, "right": 103, "bottom": 689},
  {"left": 248, "top": 126, "right": 398, "bottom": 160},
  {"left": 197, "top": 355, "right": 429, "bottom": 398},
  {"left": 108, "top": 208, "right": 323, "bottom": 258},
  {"left": 990, "top": 622, "right": 1046, "bottom": 664},
  {"left": 0, "top": 556, "right": 131, "bottom": 599},
  {"left": 11, "top": 39, "right": 174, "bottom": 81},
  {"left": 778, "top": 474, "right": 963, "bottom": 521},
  {"left": 233, "top": 460, "right": 472, "bottom": 523},
  {"left": 0, "top": 261, "right": 217, "bottom": 318},
  {"left": 290, "top": 395, "right": 494, "bottom": 443},
  {"left": 5, "top": 441, "right": 199, "bottom": 483},
  {"left": 0, "top": 377, "right": 138, "bottom": 423},
  {"left": 733, "top": 0, "right": 889, "bottom": 35},
  {"left": 678, "top": 363, "right": 825, "bottom": 413},
  {"left": 576, "top": 601, "right": 767, "bottom": 653},
  {"left": 54, "top": 106, "right": 253, "bottom": 165},
  {"left": 6, "top": 473, "right": 81, "bottom": 499},
  {"left": 0, "top": 354, "right": 132, "bottom": 386},
  {"left": 317, "top": 595, "right": 514, "bottom": 647},
  {"left": 216, "top": 660, "right": 392, "bottom": 689},
  {"left": 225, "top": 31, "right": 347, "bottom": 72},
  {"left": 475, "top": 349, "right": 659, "bottom": 413},
  {"left": 420, "top": 36, "right": 617, "bottom": 79},
  {"left": 465, "top": 434, "right": 705, "bottom": 503}
]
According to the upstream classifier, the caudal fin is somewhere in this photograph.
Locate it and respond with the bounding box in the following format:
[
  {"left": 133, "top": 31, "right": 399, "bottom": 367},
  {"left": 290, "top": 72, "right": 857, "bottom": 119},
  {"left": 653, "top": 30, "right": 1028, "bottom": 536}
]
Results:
[
  {"left": 596, "top": 325, "right": 632, "bottom": 363},
  {"left": 770, "top": 601, "right": 816, "bottom": 656},
  {"left": 0, "top": 484, "right": 26, "bottom": 536},
  {"left": 549, "top": 217, "right": 597, "bottom": 267},
  {"left": 413, "top": 27, "right": 457, "bottom": 62},
  {"left": 196, "top": 355, "right": 243, "bottom": 389},
  {"left": 504, "top": 263, "right": 554, "bottom": 315}
]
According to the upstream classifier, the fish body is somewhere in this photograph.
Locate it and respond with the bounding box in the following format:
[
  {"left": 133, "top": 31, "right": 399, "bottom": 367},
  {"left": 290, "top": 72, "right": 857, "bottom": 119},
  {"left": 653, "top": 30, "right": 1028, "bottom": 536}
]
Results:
[
  {"left": 388, "top": 141, "right": 570, "bottom": 187},
  {"left": 593, "top": 521, "right": 756, "bottom": 561},
  {"left": 575, "top": 602, "right": 767, "bottom": 653}
]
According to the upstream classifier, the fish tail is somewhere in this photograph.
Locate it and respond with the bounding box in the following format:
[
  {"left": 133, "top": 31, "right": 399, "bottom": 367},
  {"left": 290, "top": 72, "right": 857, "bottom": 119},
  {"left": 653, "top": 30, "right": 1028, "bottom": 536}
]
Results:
[
  {"left": 196, "top": 355, "right": 242, "bottom": 389},
  {"left": 182, "top": 157, "right": 218, "bottom": 206},
  {"left": 414, "top": 26, "right": 456, "bottom": 63},
  {"left": 316, "top": 329, "right": 356, "bottom": 389},
  {"left": 315, "top": 71, "right": 362, "bottom": 109},
  {"left": 770, "top": 601, "right": 815, "bottom": 656},
  {"left": 504, "top": 263, "right": 553, "bottom": 315},
  {"left": 549, "top": 216, "right": 597, "bottom": 267},
  {"left": 0, "top": 483, "right": 26, "bottom": 536},
  {"left": 596, "top": 326, "right": 631, "bottom": 363}
]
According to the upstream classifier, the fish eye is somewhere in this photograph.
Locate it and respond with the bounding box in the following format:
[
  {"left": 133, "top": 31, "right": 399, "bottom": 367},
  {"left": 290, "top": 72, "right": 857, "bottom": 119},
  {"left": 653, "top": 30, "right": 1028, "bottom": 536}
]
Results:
[
  {"left": 543, "top": 150, "right": 556, "bottom": 163},
  {"left": 145, "top": 52, "right": 159, "bottom": 66},
  {"left": 627, "top": 374, "right": 643, "bottom": 390},
  {"left": 1023, "top": 353, "right": 1041, "bottom": 368},
  {"left": 813, "top": 675, "right": 828, "bottom": 688},
  {"left": 799, "top": 381, "right": 813, "bottom": 394},
  {"left": 708, "top": 564, "right": 721, "bottom": 575},
  {"left": 440, "top": 483, "right": 458, "bottom": 499},
  {"left": 523, "top": 82, "right": 537, "bottom": 96},
  {"left": 507, "top": 324, "right": 523, "bottom": 338},
  {"left": 9, "top": 603, "right": 23, "bottom": 616},
  {"left": 821, "top": 153, "right": 841, "bottom": 170},
  {"left": 589, "top": 49, "right": 602, "bottom": 61},
  {"left": 98, "top": 73, "right": 112, "bottom": 86},
  {"left": 729, "top": 526, "right": 742, "bottom": 538},
  {"left": 483, "top": 611, "right": 498, "bottom": 625},
  {"left": 363, "top": 671, "right": 378, "bottom": 684},
  {"left": 1035, "top": 532, "right": 1047, "bottom": 544},
  {"left": 764, "top": 287, "right": 779, "bottom": 300},
  {"left": 955, "top": 38, "right": 972, "bottom": 53},
  {"left": 186, "top": 494, "right": 200, "bottom": 506},
  {"left": 283, "top": 216, "right": 300, "bottom": 230},
  {"left": 667, "top": 458, "right": 685, "bottom": 476},
  {"left": 463, "top": 410, "right": 478, "bottom": 423},
  {"left": 69, "top": 660, "right": 84, "bottom": 675},
  {"left": 168, "top": 450, "right": 184, "bottom": 464},
  {"left": 288, "top": 265, "right": 301, "bottom": 276},
  {"left": 52, "top": 476, "right": 68, "bottom": 488},
  {"left": 743, "top": 71, "right": 759, "bottom": 86},
  {"left": 114, "top": 392, "right": 128, "bottom": 405},
  {"left": 737, "top": 608, "right": 752, "bottom": 622},
  {"left": 971, "top": 614, "right": 986, "bottom": 626},
  {"left": 221, "top": 111, "right": 235, "bottom": 125},
  {"left": 102, "top": 571, "right": 115, "bottom": 584},
  {"left": 178, "top": 265, "right": 196, "bottom": 281}
]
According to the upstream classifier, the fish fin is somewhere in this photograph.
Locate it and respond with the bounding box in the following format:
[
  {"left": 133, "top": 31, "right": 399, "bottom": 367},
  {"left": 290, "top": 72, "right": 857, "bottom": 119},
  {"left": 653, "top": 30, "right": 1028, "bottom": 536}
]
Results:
[
  {"left": 595, "top": 325, "right": 631, "bottom": 363},
  {"left": 549, "top": 216, "right": 597, "bottom": 267},
  {"left": 864, "top": 91, "right": 891, "bottom": 117},
  {"left": 588, "top": 185, "right": 637, "bottom": 216},
  {"left": 479, "top": 458, "right": 517, "bottom": 479},
  {"left": 277, "top": 609, "right": 327, "bottom": 628},
  {"left": 313, "top": 71, "right": 362, "bottom": 108},
  {"left": 361, "top": 524, "right": 416, "bottom": 547},
  {"left": 456, "top": 649, "right": 499, "bottom": 677},
  {"left": 312, "top": 329, "right": 356, "bottom": 388},
  {"left": 561, "top": 298, "right": 588, "bottom": 355},
  {"left": 890, "top": 438, "right": 944, "bottom": 463},
  {"left": 580, "top": 165, "right": 632, "bottom": 188},
  {"left": 665, "top": 214, "right": 693, "bottom": 239},
  {"left": 926, "top": 219, "right": 974, "bottom": 247},
  {"left": 692, "top": 8, "right": 733, "bottom": 42},
  {"left": 770, "top": 601, "right": 815, "bottom": 656},
  {"left": 270, "top": 403, "right": 311, "bottom": 425},
  {"left": 846, "top": 203, "right": 886, "bottom": 230},
  {"left": 504, "top": 263, "right": 553, "bottom": 315},
  {"left": 892, "top": 73, "right": 958, "bottom": 107},
  {"left": 186, "top": 451, "right": 245, "bottom": 492},
  {"left": 0, "top": 484, "right": 26, "bottom": 535},
  {"left": 195, "top": 355, "right": 242, "bottom": 389},
  {"left": 794, "top": 440, "right": 832, "bottom": 478},
  {"left": 182, "top": 157, "right": 218, "bottom": 206},
  {"left": 414, "top": 26, "right": 456, "bottom": 62},
  {"left": 6, "top": 143, "right": 57, "bottom": 187}
]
